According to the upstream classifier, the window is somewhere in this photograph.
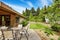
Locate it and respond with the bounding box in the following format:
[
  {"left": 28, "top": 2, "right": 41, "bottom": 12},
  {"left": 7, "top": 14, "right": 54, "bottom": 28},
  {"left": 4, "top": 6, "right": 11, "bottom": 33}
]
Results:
[
  {"left": 16, "top": 17, "right": 19, "bottom": 23},
  {"left": 2, "top": 16, "right": 4, "bottom": 21}
]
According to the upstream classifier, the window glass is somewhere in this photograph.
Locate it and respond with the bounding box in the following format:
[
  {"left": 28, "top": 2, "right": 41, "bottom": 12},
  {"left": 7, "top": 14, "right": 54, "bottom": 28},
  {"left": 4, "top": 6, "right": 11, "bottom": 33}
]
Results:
[
  {"left": 16, "top": 17, "right": 19, "bottom": 23},
  {"left": 2, "top": 16, "right": 4, "bottom": 21}
]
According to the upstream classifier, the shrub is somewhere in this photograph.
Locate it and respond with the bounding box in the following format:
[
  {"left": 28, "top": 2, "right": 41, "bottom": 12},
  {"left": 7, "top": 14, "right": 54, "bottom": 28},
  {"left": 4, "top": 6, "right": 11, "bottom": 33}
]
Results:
[
  {"left": 58, "top": 36, "right": 60, "bottom": 40},
  {"left": 21, "top": 20, "right": 28, "bottom": 27},
  {"left": 51, "top": 23, "right": 60, "bottom": 32},
  {"left": 44, "top": 28, "right": 53, "bottom": 36},
  {"left": 50, "top": 38, "right": 54, "bottom": 40}
]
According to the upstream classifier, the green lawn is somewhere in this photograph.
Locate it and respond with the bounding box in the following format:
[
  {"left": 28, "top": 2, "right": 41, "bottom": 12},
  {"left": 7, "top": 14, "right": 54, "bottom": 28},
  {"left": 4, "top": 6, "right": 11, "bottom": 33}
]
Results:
[
  {"left": 30, "top": 23, "right": 48, "bottom": 29},
  {"left": 30, "top": 23, "right": 56, "bottom": 35}
]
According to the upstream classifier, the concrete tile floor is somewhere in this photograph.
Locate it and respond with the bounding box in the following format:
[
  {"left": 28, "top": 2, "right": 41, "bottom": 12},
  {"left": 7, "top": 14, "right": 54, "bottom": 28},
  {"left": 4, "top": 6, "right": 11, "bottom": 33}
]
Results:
[{"left": 0, "top": 29, "right": 41, "bottom": 40}]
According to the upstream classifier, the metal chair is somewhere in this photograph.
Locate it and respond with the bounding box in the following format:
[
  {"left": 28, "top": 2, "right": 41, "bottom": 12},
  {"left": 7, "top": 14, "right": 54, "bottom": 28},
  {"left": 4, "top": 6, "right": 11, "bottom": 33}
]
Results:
[
  {"left": 3, "top": 30, "right": 13, "bottom": 40},
  {"left": 0, "top": 31, "right": 3, "bottom": 40},
  {"left": 11, "top": 27, "right": 23, "bottom": 40},
  {"left": 0, "top": 26, "right": 8, "bottom": 40},
  {"left": 19, "top": 24, "right": 30, "bottom": 40}
]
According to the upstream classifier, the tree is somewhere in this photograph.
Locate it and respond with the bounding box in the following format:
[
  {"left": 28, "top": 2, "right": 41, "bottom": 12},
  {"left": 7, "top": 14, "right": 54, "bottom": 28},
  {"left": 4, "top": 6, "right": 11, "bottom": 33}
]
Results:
[
  {"left": 43, "top": 5, "right": 47, "bottom": 14},
  {"left": 23, "top": 11, "right": 26, "bottom": 16},
  {"left": 22, "top": 0, "right": 60, "bottom": 23},
  {"left": 29, "top": 13, "right": 34, "bottom": 21},
  {"left": 53, "top": 0, "right": 59, "bottom": 3},
  {"left": 31, "top": 7, "right": 35, "bottom": 13},
  {"left": 36, "top": 7, "right": 40, "bottom": 16},
  {"left": 31, "top": 7, "right": 36, "bottom": 16},
  {"left": 24, "top": 8, "right": 31, "bottom": 19}
]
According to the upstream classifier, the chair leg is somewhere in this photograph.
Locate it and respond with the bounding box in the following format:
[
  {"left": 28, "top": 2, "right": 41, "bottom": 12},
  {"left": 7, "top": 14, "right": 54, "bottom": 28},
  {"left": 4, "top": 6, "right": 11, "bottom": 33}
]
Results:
[
  {"left": 25, "top": 33, "right": 28, "bottom": 40},
  {"left": 27, "top": 30, "right": 30, "bottom": 36},
  {"left": 19, "top": 34, "right": 22, "bottom": 40}
]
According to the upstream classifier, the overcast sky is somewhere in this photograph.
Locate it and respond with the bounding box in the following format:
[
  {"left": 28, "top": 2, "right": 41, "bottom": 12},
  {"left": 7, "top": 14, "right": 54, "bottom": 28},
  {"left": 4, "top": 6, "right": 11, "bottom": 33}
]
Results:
[{"left": 1, "top": 0, "right": 53, "bottom": 14}]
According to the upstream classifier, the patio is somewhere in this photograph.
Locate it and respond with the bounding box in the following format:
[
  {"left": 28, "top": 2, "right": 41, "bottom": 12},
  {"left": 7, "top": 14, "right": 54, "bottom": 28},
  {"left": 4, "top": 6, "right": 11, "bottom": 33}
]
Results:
[{"left": 0, "top": 29, "right": 41, "bottom": 40}]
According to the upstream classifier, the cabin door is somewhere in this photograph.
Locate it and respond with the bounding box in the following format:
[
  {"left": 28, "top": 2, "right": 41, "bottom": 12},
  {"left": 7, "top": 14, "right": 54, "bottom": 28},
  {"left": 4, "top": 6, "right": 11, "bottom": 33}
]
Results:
[{"left": 5, "top": 15, "right": 10, "bottom": 26}]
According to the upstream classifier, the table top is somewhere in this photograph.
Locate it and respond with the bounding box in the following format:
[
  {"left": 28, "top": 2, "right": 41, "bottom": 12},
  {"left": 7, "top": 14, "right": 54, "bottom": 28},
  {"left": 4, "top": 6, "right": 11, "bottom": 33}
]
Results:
[
  {"left": 11, "top": 27, "right": 21, "bottom": 30},
  {"left": 0, "top": 26, "right": 8, "bottom": 30}
]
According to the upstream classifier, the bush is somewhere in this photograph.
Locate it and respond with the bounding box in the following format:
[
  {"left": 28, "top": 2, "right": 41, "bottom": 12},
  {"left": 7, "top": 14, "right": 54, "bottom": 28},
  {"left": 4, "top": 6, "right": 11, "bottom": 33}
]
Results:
[
  {"left": 21, "top": 20, "right": 28, "bottom": 27},
  {"left": 51, "top": 23, "right": 60, "bottom": 32},
  {"left": 58, "top": 36, "right": 60, "bottom": 40},
  {"left": 50, "top": 38, "right": 54, "bottom": 40},
  {"left": 44, "top": 28, "right": 53, "bottom": 36}
]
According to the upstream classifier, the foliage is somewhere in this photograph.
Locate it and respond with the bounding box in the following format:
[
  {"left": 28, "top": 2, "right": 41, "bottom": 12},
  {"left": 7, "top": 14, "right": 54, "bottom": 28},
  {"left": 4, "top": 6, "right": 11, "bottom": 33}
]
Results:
[
  {"left": 36, "top": 7, "right": 40, "bottom": 16},
  {"left": 51, "top": 23, "right": 60, "bottom": 32},
  {"left": 21, "top": 20, "right": 28, "bottom": 27},
  {"left": 58, "top": 36, "right": 60, "bottom": 40},
  {"left": 30, "top": 23, "right": 48, "bottom": 29},
  {"left": 29, "top": 13, "right": 35, "bottom": 21},
  {"left": 22, "top": 0, "right": 60, "bottom": 23},
  {"left": 50, "top": 38, "right": 54, "bottom": 40},
  {"left": 44, "top": 28, "right": 53, "bottom": 36},
  {"left": 30, "top": 23, "right": 54, "bottom": 36}
]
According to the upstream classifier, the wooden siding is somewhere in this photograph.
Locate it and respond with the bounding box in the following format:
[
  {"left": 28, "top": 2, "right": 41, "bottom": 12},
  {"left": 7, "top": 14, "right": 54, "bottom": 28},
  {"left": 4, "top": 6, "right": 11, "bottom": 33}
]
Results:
[{"left": 0, "top": 2, "right": 25, "bottom": 27}]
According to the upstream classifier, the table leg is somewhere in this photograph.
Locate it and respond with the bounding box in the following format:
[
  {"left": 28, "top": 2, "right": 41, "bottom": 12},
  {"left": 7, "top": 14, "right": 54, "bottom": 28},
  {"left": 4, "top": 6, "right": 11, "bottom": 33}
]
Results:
[{"left": 12, "top": 30, "right": 15, "bottom": 40}]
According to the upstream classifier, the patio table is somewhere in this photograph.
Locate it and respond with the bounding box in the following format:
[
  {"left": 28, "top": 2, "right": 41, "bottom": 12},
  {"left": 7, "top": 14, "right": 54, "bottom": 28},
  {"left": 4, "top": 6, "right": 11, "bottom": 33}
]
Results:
[{"left": 0, "top": 26, "right": 8, "bottom": 40}]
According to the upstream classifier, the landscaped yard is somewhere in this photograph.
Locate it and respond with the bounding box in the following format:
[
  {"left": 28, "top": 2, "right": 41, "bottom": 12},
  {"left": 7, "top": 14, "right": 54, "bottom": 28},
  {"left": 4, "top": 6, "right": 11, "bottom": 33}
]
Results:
[
  {"left": 30, "top": 23, "right": 54, "bottom": 35},
  {"left": 30, "top": 23, "right": 48, "bottom": 29},
  {"left": 30, "top": 22, "right": 59, "bottom": 40}
]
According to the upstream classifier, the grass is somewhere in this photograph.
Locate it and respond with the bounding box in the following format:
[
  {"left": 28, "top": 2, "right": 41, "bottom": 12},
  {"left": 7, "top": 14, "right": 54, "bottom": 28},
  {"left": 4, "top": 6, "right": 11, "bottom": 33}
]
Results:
[
  {"left": 30, "top": 23, "right": 56, "bottom": 35},
  {"left": 30, "top": 23, "right": 48, "bottom": 29}
]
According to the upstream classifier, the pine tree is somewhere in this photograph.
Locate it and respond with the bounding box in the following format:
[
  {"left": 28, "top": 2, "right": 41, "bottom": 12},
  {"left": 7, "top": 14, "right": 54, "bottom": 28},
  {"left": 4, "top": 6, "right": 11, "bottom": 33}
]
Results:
[
  {"left": 29, "top": 13, "right": 33, "bottom": 21},
  {"left": 31, "top": 7, "right": 36, "bottom": 16},
  {"left": 54, "top": 0, "right": 59, "bottom": 2},
  {"left": 23, "top": 11, "right": 26, "bottom": 16},
  {"left": 25, "top": 8, "right": 30, "bottom": 16},
  {"left": 31, "top": 7, "right": 35, "bottom": 13},
  {"left": 36, "top": 7, "right": 40, "bottom": 16},
  {"left": 43, "top": 5, "right": 47, "bottom": 14}
]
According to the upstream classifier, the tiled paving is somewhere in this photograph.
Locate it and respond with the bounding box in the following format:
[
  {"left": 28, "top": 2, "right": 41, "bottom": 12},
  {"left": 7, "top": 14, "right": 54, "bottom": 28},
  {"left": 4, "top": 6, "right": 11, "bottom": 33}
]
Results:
[{"left": 0, "top": 29, "right": 41, "bottom": 40}]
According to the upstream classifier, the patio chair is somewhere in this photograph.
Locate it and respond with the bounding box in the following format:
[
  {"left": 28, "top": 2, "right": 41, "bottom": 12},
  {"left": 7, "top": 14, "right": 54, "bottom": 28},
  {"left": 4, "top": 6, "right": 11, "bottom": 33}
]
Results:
[
  {"left": 11, "top": 27, "right": 21, "bottom": 40},
  {"left": 0, "top": 31, "right": 3, "bottom": 40},
  {"left": 19, "top": 23, "right": 30, "bottom": 40},
  {"left": 18, "top": 24, "right": 23, "bottom": 30},
  {"left": 10, "top": 25, "right": 23, "bottom": 40},
  {"left": 3, "top": 31, "right": 13, "bottom": 40}
]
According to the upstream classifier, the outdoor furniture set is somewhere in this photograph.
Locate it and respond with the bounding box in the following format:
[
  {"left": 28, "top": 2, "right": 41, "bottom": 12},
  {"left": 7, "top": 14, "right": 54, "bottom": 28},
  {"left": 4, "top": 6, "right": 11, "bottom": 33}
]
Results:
[{"left": 0, "top": 24, "right": 29, "bottom": 40}]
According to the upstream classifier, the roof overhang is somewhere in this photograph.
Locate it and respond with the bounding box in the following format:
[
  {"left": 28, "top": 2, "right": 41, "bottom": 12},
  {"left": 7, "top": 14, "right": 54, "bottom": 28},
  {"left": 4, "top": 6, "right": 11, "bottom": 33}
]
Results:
[{"left": 0, "top": 2, "right": 26, "bottom": 19}]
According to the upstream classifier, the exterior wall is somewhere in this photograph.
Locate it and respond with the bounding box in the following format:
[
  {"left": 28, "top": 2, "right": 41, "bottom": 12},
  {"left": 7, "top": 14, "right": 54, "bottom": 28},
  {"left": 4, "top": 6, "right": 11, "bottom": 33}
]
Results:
[
  {"left": 10, "top": 14, "right": 15, "bottom": 27},
  {"left": 0, "top": 9, "right": 25, "bottom": 27},
  {"left": 0, "top": 10, "right": 16, "bottom": 27},
  {"left": 0, "top": 10, "right": 10, "bottom": 26},
  {"left": 10, "top": 14, "right": 21, "bottom": 27},
  {"left": 19, "top": 17, "right": 24, "bottom": 23},
  {"left": 0, "top": 7, "right": 25, "bottom": 27}
]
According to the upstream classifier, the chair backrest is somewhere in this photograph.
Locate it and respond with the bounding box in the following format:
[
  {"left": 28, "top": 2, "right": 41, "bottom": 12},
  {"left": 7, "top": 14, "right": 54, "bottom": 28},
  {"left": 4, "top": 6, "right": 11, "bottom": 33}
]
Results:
[
  {"left": 18, "top": 24, "right": 23, "bottom": 30},
  {"left": 0, "top": 31, "right": 2, "bottom": 36},
  {"left": 0, "top": 31, "right": 2, "bottom": 39},
  {"left": 3, "top": 31, "right": 13, "bottom": 39},
  {"left": 23, "top": 23, "right": 30, "bottom": 31}
]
